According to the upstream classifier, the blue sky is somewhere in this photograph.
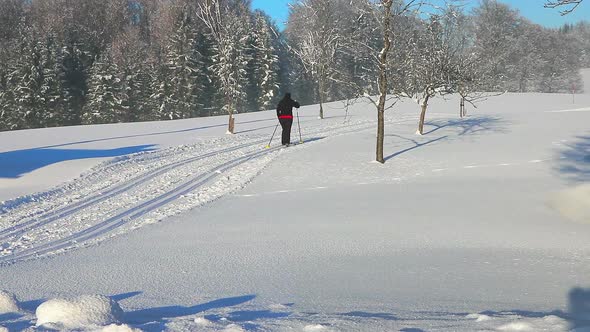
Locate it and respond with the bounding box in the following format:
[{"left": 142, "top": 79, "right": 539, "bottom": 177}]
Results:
[{"left": 251, "top": 0, "right": 589, "bottom": 29}]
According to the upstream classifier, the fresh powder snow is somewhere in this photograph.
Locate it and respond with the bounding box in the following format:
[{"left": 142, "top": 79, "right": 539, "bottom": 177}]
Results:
[{"left": 0, "top": 92, "right": 589, "bottom": 331}]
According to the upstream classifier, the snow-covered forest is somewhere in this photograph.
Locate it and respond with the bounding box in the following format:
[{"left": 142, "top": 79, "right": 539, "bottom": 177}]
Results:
[{"left": 0, "top": 0, "right": 589, "bottom": 132}]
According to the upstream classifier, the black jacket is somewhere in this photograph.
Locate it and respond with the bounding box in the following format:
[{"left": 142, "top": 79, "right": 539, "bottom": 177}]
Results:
[{"left": 276, "top": 94, "right": 300, "bottom": 118}]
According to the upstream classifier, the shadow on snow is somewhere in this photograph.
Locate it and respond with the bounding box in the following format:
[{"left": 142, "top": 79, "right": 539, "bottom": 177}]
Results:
[
  {"left": 422, "top": 116, "right": 507, "bottom": 136},
  {"left": 3, "top": 117, "right": 277, "bottom": 151},
  {"left": 0, "top": 115, "right": 296, "bottom": 179},
  {"left": 339, "top": 311, "right": 398, "bottom": 321},
  {"left": 384, "top": 115, "right": 507, "bottom": 162},
  {"left": 3, "top": 288, "right": 589, "bottom": 331},
  {"left": 406, "top": 287, "right": 590, "bottom": 331},
  {"left": 0, "top": 292, "right": 144, "bottom": 331},
  {"left": 0, "top": 145, "right": 157, "bottom": 178},
  {"left": 555, "top": 135, "right": 590, "bottom": 182}
]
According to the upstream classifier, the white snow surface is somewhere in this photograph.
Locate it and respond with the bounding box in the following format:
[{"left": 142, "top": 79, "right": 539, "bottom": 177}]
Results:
[
  {"left": 36, "top": 294, "right": 123, "bottom": 330},
  {"left": 0, "top": 92, "right": 590, "bottom": 331},
  {"left": 93, "top": 324, "right": 142, "bottom": 332},
  {"left": 0, "top": 290, "right": 20, "bottom": 313}
]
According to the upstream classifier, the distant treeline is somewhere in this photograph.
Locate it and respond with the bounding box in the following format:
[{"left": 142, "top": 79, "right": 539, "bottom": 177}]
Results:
[{"left": 0, "top": 0, "right": 588, "bottom": 131}]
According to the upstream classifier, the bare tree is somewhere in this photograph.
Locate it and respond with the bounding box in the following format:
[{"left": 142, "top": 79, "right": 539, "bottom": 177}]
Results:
[
  {"left": 287, "top": 0, "right": 343, "bottom": 119},
  {"left": 441, "top": 2, "right": 497, "bottom": 118},
  {"left": 328, "top": 0, "right": 423, "bottom": 163},
  {"left": 405, "top": 15, "right": 456, "bottom": 135},
  {"left": 368, "top": 0, "right": 422, "bottom": 163},
  {"left": 545, "top": 0, "right": 584, "bottom": 15},
  {"left": 197, "top": 0, "right": 251, "bottom": 134},
  {"left": 374, "top": 0, "right": 395, "bottom": 163}
]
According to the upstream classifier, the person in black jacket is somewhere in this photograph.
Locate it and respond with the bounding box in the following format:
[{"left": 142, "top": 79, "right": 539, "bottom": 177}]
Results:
[{"left": 276, "top": 93, "right": 300, "bottom": 146}]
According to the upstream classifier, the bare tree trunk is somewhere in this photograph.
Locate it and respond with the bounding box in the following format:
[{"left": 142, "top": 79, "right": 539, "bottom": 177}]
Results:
[
  {"left": 228, "top": 113, "right": 235, "bottom": 133},
  {"left": 227, "top": 95, "right": 234, "bottom": 134},
  {"left": 318, "top": 79, "right": 324, "bottom": 119},
  {"left": 377, "top": 103, "right": 385, "bottom": 162},
  {"left": 418, "top": 95, "right": 429, "bottom": 135},
  {"left": 459, "top": 96, "right": 465, "bottom": 118},
  {"left": 376, "top": 0, "right": 393, "bottom": 164}
]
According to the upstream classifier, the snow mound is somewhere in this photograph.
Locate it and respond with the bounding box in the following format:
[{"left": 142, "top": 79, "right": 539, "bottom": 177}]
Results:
[
  {"left": 496, "top": 315, "right": 568, "bottom": 331},
  {"left": 36, "top": 295, "right": 123, "bottom": 330},
  {"left": 194, "top": 317, "right": 212, "bottom": 326},
  {"left": 497, "top": 321, "right": 533, "bottom": 331},
  {"left": 0, "top": 290, "right": 20, "bottom": 313},
  {"left": 223, "top": 324, "right": 245, "bottom": 332},
  {"left": 0, "top": 326, "right": 7, "bottom": 332},
  {"left": 466, "top": 313, "right": 492, "bottom": 322},
  {"left": 92, "top": 324, "right": 141, "bottom": 332},
  {"left": 304, "top": 324, "right": 328, "bottom": 331},
  {"left": 269, "top": 303, "right": 290, "bottom": 310}
]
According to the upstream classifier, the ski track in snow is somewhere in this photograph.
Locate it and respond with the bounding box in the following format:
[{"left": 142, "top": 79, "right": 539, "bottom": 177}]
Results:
[
  {"left": 545, "top": 107, "right": 590, "bottom": 113},
  {"left": 0, "top": 117, "right": 383, "bottom": 265}
]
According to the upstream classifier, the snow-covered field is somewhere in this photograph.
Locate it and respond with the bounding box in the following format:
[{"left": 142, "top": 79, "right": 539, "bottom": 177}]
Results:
[{"left": 1, "top": 91, "right": 589, "bottom": 331}]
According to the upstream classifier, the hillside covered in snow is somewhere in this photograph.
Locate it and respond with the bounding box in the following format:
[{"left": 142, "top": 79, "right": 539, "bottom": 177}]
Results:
[{"left": 1, "top": 91, "right": 590, "bottom": 331}]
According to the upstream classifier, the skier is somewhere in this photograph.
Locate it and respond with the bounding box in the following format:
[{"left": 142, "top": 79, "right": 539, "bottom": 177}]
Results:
[{"left": 276, "top": 93, "right": 300, "bottom": 146}]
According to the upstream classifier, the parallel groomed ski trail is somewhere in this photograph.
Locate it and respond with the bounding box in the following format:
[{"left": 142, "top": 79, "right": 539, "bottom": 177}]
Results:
[{"left": 0, "top": 117, "right": 381, "bottom": 265}]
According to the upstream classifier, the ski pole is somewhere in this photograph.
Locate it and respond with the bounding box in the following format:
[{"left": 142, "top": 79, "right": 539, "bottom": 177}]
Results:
[
  {"left": 266, "top": 122, "right": 279, "bottom": 148},
  {"left": 296, "top": 110, "right": 303, "bottom": 144}
]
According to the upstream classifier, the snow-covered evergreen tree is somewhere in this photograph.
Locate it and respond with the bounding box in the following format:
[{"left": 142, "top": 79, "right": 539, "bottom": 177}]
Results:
[
  {"left": 0, "top": 48, "right": 18, "bottom": 131},
  {"left": 82, "top": 51, "right": 123, "bottom": 124},
  {"left": 61, "top": 39, "right": 90, "bottom": 126},
  {"left": 250, "top": 11, "right": 279, "bottom": 111},
  {"left": 40, "top": 35, "right": 68, "bottom": 127},
  {"left": 13, "top": 30, "right": 45, "bottom": 129},
  {"left": 194, "top": 30, "right": 219, "bottom": 117},
  {"left": 111, "top": 28, "right": 157, "bottom": 123},
  {"left": 160, "top": 10, "right": 202, "bottom": 120},
  {"left": 150, "top": 63, "right": 173, "bottom": 121}
]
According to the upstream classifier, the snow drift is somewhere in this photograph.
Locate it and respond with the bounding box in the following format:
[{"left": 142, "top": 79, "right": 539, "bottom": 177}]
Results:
[
  {"left": 36, "top": 295, "right": 123, "bottom": 330},
  {"left": 0, "top": 290, "right": 20, "bottom": 313},
  {"left": 92, "top": 324, "right": 142, "bottom": 332}
]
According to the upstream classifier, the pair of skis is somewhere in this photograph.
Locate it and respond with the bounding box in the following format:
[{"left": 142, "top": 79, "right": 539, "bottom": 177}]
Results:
[{"left": 265, "top": 111, "right": 303, "bottom": 149}]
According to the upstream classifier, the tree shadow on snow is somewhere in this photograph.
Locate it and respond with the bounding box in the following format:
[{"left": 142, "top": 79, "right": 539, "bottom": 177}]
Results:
[
  {"left": 555, "top": 135, "right": 590, "bottom": 183},
  {"left": 384, "top": 135, "right": 448, "bottom": 161},
  {"left": 0, "top": 145, "right": 156, "bottom": 178},
  {"left": 339, "top": 311, "right": 398, "bottom": 321},
  {"left": 0, "top": 312, "right": 23, "bottom": 322},
  {"left": 422, "top": 116, "right": 508, "bottom": 137},
  {"left": 111, "top": 291, "right": 143, "bottom": 302},
  {"left": 409, "top": 287, "right": 590, "bottom": 331},
  {"left": 125, "top": 294, "right": 256, "bottom": 331},
  {"left": 384, "top": 116, "right": 508, "bottom": 162},
  {"left": 4, "top": 117, "right": 277, "bottom": 151}
]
